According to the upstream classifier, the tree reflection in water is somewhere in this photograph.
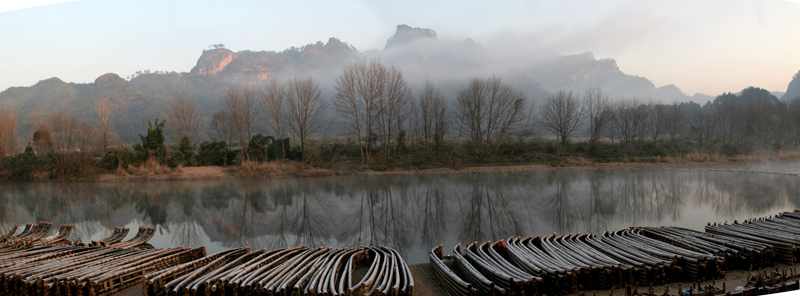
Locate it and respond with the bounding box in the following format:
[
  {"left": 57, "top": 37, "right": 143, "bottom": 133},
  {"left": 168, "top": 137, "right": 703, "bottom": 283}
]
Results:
[
  {"left": 459, "top": 176, "right": 523, "bottom": 244},
  {"left": 545, "top": 176, "right": 581, "bottom": 234},
  {"left": 1, "top": 165, "right": 800, "bottom": 264}
]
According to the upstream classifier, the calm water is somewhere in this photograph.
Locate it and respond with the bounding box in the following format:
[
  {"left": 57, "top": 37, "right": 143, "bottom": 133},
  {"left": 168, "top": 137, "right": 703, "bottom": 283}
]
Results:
[{"left": 1, "top": 162, "right": 799, "bottom": 264}]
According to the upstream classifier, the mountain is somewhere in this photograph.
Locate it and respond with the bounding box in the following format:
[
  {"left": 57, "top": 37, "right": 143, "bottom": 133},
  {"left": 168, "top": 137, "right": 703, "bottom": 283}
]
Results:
[
  {"left": 781, "top": 70, "right": 800, "bottom": 101},
  {"left": 0, "top": 24, "right": 718, "bottom": 144}
]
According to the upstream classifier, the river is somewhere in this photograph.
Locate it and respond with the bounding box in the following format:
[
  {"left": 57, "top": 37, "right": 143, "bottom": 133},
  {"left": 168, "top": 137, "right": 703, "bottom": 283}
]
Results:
[{"left": 1, "top": 162, "right": 799, "bottom": 264}]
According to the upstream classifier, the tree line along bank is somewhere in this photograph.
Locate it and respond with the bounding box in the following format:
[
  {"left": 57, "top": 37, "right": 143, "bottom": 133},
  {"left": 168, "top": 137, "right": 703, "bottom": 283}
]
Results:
[{"left": 1, "top": 59, "right": 799, "bottom": 181}]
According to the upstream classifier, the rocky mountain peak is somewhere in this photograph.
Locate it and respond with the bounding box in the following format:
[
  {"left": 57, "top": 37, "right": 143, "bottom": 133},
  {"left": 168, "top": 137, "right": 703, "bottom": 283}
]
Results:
[
  {"left": 385, "top": 24, "right": 438, "bottom": 49},
  {"left": 782, "top": 69, "right": 800, "bottom": 101}
]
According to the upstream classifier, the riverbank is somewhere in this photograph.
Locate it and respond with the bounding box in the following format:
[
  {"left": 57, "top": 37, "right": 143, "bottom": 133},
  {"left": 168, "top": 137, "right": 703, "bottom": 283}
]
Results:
[{"left": 94, "top": 157, "right": 795, "bottom": 182}]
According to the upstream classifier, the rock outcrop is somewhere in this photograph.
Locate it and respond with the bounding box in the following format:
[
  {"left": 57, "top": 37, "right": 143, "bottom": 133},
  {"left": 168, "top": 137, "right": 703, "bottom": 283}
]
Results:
[
  {"left": 95, "top": 73, "right": 127, "bottom": 87},
  {"left": 385, "top": 24, "right": 438, "bottom": 49},
  {"left": 190, "top": 48, "right": 237, "bottom": 76}
]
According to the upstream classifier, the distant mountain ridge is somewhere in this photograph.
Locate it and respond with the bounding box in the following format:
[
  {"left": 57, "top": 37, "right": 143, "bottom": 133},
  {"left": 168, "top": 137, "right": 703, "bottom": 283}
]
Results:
[
  {"left": 0, "top": 24, "right": 787, "bottom": 144},
  {"left": 782, "top": 70, "right": 800, "bottom": 101}
]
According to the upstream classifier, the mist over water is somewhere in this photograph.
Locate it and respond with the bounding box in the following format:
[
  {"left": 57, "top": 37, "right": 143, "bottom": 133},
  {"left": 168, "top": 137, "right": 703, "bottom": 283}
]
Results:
[{"left": 1, "top": 163, "right": 799, "bottom": 264}]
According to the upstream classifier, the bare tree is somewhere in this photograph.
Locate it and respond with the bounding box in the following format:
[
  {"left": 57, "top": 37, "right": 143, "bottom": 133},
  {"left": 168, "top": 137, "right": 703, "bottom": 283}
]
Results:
[
  {"left": 208, "top": 110, "right": 235, "bottom": 144},
  {"left": 285, "top": 76, "right": 328, "bottom": 162},
  {"left": 333, "top": 58, "right": 387, "bottom": 163},
  {"left": 94, "top": 99, "right": 113, "bottom": 153},
  {"left": 540, "top": 90, "right": 584, "bottom": 155},
  {"left": 665, "top": 102, "right": 685, "bottom": 143},
  {"left": 582, "top": 87, "right": 612, "bottom": 148},
  {"left": 415, "top": 80, "right": 449, "bottom": 158},
  {"left": 165, "top": 95, "right": 204, "bottom": 144},
  {"left": 223, "top": 88, "right": 260, "bottom": 160},
  {"left": 260, "top": 80, "right": 287, "bottom": 160},
  {"left": 376, "top": 66, "right": 411, "bottom": 158},
  {"left": 648, "top": 103, "right": 668, "bottom": 147},
  {"left": 691, "top": 107, "right": 715, "bottom": 149},
  {"left": 713, "top": 100, "right": 739, "bottom": 149},
  {"left": 455, "top": 76, "right": 527, "bottom": 159},
  {"left": 0, "top": 108, "right": 18, "bottom": 158},
  {"left": 46, "top": 111, "right": 96, "bottom": 178},
  {"left": 612, "top": 99, "right": 648, "bottom": 154}
]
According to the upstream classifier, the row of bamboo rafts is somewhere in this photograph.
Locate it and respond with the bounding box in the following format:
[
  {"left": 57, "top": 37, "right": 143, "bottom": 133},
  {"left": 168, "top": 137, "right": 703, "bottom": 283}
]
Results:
[
  {"left": 0, "top": 243, "right": 205, "bottom": 296},
  {"left": 143, "top": 245, "right": 414, "bottom": 296},
  {"left": 430, "top": 229, "right": 730, "bottom": 296},
  {"left": 0, "top": 225, "right": 184, "bottom": 296},
  {"left": 705, "top": 211, "right": 800, "bottom": 265},
  {"left": 0, "top": 222, "right": 69, "bottom": 249}
]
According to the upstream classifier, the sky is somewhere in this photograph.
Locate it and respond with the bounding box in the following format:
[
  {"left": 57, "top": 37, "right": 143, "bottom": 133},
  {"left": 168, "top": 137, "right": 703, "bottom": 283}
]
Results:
[{"left": 1, "top": 0, "right": 799, "bottom": 96}]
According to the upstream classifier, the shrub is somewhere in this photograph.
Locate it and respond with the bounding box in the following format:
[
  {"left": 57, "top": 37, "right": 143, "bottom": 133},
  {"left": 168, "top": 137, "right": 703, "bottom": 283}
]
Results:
[
  {"left": 100, "top": 146, "right": 134, "bottom": 169},
  {"left": 170, "top": 136, "right": 196, "bottom": 167},
  {"left": 197, "top": 140, "right": 238, "bottom": 166}
]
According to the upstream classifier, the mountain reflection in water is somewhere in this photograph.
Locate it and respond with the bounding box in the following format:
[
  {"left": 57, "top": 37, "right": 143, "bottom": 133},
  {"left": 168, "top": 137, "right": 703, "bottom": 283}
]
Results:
[{"left": 1, "top": 168, "right": 799, "bottom": 264}]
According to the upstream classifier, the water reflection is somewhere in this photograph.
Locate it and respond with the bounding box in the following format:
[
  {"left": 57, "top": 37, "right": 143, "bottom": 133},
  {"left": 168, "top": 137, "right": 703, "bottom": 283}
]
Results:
[{"left": 1, "top": 166, "right": 799, "bottom": 264}]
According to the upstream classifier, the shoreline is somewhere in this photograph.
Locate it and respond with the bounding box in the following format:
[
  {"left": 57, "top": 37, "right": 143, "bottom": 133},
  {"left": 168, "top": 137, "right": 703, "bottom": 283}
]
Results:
[{"left": 92, "top": 159, "right": 783, "bottom": 182}]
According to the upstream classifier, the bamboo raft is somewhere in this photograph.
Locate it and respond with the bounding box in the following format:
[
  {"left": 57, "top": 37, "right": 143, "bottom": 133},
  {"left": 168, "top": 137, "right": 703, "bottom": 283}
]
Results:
[{"left": 143, "top": 245, "right": 414, "bottom": 296}]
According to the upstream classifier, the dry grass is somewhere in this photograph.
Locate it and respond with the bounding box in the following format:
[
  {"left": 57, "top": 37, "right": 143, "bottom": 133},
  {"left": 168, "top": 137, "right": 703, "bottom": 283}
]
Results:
[
  {"left": 125, "top": 159, "right": 174, "bottom": 176},
  {"left": 731, "top": 154, "right": 761, "bottom": 162},
  {"left": 232, "top": 160, "right": 337, "bottom": 177},
  {"left": 773, "top": 149, "right": 800, "bottom": 160},
  {"left": 232, "top": 160, "right": 294, "bottom": 177}
]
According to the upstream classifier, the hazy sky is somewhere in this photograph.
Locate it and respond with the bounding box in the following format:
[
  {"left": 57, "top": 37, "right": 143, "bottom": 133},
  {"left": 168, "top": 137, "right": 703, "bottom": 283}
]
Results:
[{"left": 1, "top": 0, "right": 799, "bottom": 96}]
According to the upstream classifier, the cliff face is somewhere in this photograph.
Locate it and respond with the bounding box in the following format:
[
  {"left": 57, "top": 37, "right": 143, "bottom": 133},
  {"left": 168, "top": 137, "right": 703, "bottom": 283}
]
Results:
[{"left": 190, "top": 48, "right": 237, "bottom": 76}]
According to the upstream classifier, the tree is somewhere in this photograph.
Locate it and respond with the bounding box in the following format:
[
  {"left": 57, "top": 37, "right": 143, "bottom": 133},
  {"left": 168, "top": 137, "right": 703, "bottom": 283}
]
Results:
[
  {"left": 197, "top": 140, "right": 237, "bottom": 166},
  {"left": 0, "top": 107, "right": 18, "bottom": 158},
  {"left": 788, "top": 97, "right": 800, "bottom": 148},
  {"left": 333, "top": 58, "right": 387, "bottom": 163},
  {"left": 540, "top": 90, "right": 584, "bottom": 155},
  {"left": 260, "top": 80, "right": 287, "bottom": 160},
  {"left": 691, "top": 107, "right": 715, "bottom": 149},
  {"left": 94, "top": 99, "right": 114, "bottom": 153},
  {"left": 46, "top": 111, "right": 96, "bottom": 178},
  {"left": 164, "top": 95, "right": 204, "bottom": 144},
  {"left": 581, "top": 87, "right": 612, "bottom": 148},
  {"left": 455, "top": 76, "right": 527, "bottom": 159},
  {"left": 712, "top": 97, "right": 739, "bottom": 149},
  {"left": 209, "top": 110, "right": 235, "bottom": 144},
  {"left": 647, "top": 103, "right": 668, "bottom": 147},
  {"left": 612, "top": 99, "right": 648, "bottom": 154},
  {"left": 222, "top": 88, "right": 259, "bottom": 160},
  {"left": 415, "top": 80, "right": 449, "bottom": 158},
  {"left": 285, "top": 76, "right": 328, "bottom": 162},
  {"left": 138, "top": 118, "right": 167, "bottom": 163},
  {"left": 664, "top": 102, "right": 685, "bottom": 143},
  {"left": 376, "top": 65, "right": 411, "bottom": 158},
  {"left": 171, "top": 136, "right": 196, "bottom": 167}
]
